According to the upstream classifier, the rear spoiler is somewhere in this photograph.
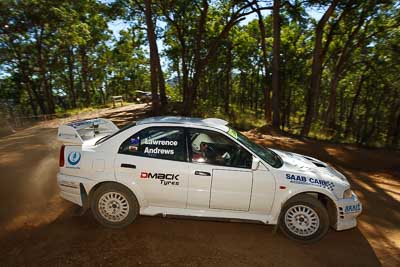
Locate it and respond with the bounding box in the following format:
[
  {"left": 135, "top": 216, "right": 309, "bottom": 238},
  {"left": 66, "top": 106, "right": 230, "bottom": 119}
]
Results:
[{"left": 58, "top": 118, "right": 119, "bottom": 144}]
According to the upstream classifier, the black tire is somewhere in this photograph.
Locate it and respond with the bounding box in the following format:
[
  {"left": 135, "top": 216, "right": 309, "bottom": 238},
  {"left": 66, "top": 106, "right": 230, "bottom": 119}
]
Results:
[
  {"left": 91, "top": 183, "right": 139, "bottom": 229},
  {"left": 279, "top": 194, "right": 329, "bottom": 242}
]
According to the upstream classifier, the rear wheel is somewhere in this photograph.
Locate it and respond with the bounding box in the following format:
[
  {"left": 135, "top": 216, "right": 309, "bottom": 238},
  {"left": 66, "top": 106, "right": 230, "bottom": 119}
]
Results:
[
  {"left": 91, "top": 183, "right": 139, "bottom": 228},
  {"left": 279, "top": 195, "right": 329, "bottom": 242}
]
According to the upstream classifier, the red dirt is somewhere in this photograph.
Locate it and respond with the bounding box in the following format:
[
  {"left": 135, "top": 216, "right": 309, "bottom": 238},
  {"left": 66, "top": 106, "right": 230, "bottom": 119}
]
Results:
[{"left": 0, "top": 104, "right": 398, "bottom": 266}]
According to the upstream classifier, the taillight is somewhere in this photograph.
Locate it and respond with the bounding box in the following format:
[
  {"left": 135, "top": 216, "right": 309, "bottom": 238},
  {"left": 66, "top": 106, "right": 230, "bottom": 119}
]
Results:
[{"left": 59, "top": 145, "right": 65, "bottom": 167}]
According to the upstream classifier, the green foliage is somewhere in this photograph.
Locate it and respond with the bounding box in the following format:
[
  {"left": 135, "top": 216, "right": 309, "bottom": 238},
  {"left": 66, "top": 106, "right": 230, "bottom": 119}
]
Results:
[{"left": 0, "top": 0, "right": 399, "bottom": 147}]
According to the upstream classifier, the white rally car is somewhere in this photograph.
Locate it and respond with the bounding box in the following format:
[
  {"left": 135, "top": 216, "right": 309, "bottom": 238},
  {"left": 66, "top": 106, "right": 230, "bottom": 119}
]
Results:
[{"left": 57, "top": 117, "right": 361, "bottom": 241}]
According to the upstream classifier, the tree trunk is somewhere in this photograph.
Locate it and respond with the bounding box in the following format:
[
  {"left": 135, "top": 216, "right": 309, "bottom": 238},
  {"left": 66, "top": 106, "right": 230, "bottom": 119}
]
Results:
[
  {"left": 272, "top": 0, "right": 281, "bottom": 128},
  {"left": 391, "top": 109, "right": 400, "bottom": 146},
  {"left": 325, "top": 72, "right": 340, "bottom": 130},
  {"left": 144, "top": 0, "right": 160, "bottom": 114},
  {"left": 255, "top": 5, "right": 271, "bottom": 123},
  {"left": 362, "top": 89, "right": 385, "bottom": 144},
  {"left": 301, "top": 0, "right": 339, "bottom": 136},
  {"left": 156, "top": 43, "right": 167, "bottom": 109},
  {"left": 344, "top": 74, "right": 365, "bottom": 138},
  {"left": 18, "top": 56, "right": 44, "bottom": 115},
  {"left": 325, "top": 11, "right": 366, "bottom": 132},
  {"left": 181, "top": 46, "right": 189, "bottom": 105},
  {"left": 144, "top": 0, "right": 166, "bottom": 111},
  {"left": 183, "top": 0, "right": 208, "bottom": 115},
  {"left": 224, "top": 40, "right": 232, "bottom": 114},
  {"left": 36, "top": 27, "right": 55, "bottom": 114},
  {"left": 386, "top": 93, "right": 400, "bottom": 146},
  {"left": 67, "top": 46, "right": 77, "bottom": 108},
  {"left": 79, "top": 45, "right": 90, "bottom": 107}
]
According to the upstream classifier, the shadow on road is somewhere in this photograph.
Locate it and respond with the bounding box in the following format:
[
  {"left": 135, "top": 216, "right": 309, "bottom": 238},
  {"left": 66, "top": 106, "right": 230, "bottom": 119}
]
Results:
[
  {"left": 0, "top": 210, "right": 381, "bottom": 267},
  {"left": 247, "top": 131, "right": 400, "bottom": 266}
]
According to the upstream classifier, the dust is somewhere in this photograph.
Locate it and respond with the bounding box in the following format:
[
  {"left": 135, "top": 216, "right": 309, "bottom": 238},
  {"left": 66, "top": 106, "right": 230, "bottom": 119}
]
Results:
[{"left": 0, "top": 127, "right": 62, "bottom": 233}]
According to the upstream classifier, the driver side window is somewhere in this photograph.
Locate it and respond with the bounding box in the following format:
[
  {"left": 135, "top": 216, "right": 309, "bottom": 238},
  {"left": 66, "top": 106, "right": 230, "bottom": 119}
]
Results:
[{"left": 188, "top": 129, "right": 252, "bottom": 169}]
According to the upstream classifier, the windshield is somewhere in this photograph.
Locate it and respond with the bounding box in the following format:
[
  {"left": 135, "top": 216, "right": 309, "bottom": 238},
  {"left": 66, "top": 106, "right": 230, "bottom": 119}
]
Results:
[{"left": 228, "top": 128, "right": 283, "bottom": 168}]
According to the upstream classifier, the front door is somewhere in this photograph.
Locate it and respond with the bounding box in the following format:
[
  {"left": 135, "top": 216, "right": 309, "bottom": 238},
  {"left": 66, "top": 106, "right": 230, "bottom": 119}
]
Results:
[
  {"left": 114, "top": 126, "right": 189, "bottom": 208},
  {"left": 186, "top": 128, "right": 254, "bottom": 211}
]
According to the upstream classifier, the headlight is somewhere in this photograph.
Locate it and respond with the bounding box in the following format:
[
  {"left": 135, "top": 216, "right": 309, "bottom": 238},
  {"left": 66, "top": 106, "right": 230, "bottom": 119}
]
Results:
[{"left": 343, "top": 189, "right": 353, "bottom": 199}]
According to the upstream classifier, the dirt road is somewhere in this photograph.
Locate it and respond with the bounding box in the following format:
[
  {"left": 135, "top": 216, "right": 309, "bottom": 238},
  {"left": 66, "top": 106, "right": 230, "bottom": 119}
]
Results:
[{"left": 0, "top": 105, "right": 398, "bottom": 266}]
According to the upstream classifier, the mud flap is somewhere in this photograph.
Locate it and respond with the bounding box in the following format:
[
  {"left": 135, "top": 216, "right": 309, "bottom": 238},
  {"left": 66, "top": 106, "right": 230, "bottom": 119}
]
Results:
[
  {"left": 73, "top": 184, "right": 89, "bottom": 216},
  {"left": 273, "top": 205, "right": 286, "bottom": 235}
]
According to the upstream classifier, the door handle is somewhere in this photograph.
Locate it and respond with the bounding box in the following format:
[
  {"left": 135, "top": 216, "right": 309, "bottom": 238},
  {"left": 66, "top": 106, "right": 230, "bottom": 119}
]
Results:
[
  {"left": 121, "top": 163, "right": 136, "bottom": 169},
  {"left": 194, "top": 171, "right": 211, "bottom": 176}
]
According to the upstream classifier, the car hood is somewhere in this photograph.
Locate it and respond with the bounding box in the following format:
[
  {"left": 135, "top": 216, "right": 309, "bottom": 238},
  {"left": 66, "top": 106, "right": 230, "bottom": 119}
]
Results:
[{"left": 271, "top": 149, "right": 349, "bottom": 186}]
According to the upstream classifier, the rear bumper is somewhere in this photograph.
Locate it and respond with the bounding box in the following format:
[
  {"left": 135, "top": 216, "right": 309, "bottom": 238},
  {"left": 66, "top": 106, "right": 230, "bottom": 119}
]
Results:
[
  {"left": 57, "top": 173, "right": 92, "bottom": 206},
  {"left": 334, "top": 192, "right": 362, "bottom": 231}
]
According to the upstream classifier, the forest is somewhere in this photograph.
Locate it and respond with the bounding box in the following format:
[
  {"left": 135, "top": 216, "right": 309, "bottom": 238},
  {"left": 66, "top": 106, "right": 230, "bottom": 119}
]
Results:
[{"left": 0, "top": 0, "right": 399, "bottom": 147}]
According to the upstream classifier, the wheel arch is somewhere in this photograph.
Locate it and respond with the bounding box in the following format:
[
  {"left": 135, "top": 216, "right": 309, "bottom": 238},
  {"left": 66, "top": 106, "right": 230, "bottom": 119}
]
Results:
[
  {"left": 85, "top": 180, "right": 145, "bottom": 209},
  {"left": 280, "top": 190, "right": 338, "bottom": 228}
]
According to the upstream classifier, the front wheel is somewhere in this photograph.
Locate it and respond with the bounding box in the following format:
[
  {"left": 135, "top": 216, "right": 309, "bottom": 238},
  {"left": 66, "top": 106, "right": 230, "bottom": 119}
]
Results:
[
  {"left": 279, "top": 195, "right": 329, "bottom": 242},
  {"left": 91, "top": 183, "right": 139, "bottom": 228}
]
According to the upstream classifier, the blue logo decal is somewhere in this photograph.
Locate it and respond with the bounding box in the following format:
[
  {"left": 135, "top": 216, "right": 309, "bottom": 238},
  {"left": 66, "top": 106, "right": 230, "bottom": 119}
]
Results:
[
  {"left": 67, "top": 151, "right": 81, "bottom": 166},
  {"left": 130, "top": 137, "right": 140, "bottom": 145}
]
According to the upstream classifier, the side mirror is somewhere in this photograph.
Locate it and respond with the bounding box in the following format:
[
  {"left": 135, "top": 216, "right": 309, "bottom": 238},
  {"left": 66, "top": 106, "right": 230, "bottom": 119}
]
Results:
[{"left": 252, "top": 157, "right": 260, "bottom": 170}]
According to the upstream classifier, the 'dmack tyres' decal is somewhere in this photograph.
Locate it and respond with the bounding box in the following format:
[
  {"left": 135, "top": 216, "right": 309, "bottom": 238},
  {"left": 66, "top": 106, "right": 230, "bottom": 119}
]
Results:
[
  {"left": 285, "top": 173, "right": 335, "bottom": 191},
  {"left": 140, "top": 171, "right": 180, "bottom": 186}
]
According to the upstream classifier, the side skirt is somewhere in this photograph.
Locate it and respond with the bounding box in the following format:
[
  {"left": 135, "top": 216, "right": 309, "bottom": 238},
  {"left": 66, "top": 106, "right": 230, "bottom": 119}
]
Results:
[{"left": 140, "top": 206, "right": 275, "bottom": 225}]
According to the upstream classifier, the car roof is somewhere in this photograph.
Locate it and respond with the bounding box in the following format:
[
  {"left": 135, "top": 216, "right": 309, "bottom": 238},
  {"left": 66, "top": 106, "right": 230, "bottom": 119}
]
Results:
[{"left": 136, "top": 116, "right": 230, "bottom": 132}]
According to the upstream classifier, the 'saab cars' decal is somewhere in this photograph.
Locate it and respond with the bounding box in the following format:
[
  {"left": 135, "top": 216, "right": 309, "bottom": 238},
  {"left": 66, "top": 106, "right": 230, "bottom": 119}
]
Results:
[
  {"left": 285, "top": 173, "right": 335, "bottom": 191},
  {"left": 67, "top": 151, "right": 81, "bottom": 166}
]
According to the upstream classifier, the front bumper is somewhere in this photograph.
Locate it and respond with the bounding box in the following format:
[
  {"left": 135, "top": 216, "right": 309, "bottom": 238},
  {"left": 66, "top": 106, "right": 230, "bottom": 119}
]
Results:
[{"left": 334, "top": 192, "right": 362, "bottom": 231}]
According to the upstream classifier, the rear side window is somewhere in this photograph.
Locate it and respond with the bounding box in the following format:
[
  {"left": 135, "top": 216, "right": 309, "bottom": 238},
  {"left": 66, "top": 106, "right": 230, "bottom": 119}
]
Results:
[{"left": 119, "top": 127, "right": 186, "bottom": 162}]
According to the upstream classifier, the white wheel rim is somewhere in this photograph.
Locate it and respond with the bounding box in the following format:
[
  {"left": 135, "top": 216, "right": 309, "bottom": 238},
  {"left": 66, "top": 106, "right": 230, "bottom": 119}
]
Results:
[
  {"left": 98, "top": 192, "right": 130, "bottom": 222},
  {"left": 284, "top": 204, "right": 320, "bottom": 237}
]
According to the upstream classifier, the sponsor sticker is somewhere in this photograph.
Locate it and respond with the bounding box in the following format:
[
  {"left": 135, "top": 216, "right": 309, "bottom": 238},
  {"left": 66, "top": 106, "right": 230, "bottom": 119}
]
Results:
[
  {"left": 128, "top": 146, "right": 138, "bottom": 152},
  {"left": 143, "top": 139, "right": 178, "bottom": 146},
  {"left": 144, "top": 147, "right": 174, "bottom": 155},
  {"left": 140, "top": 138, "right": 179, "bottom": 155},
  {"left": 68, "top": 119, "right": 101, "bottom": 129},
  {"left": 344, "top": 203, "right": 361, "bottom": 213},
  {"left": 67, "top": 151, "right": 81, "bottom": 168},
  {"left": 130, "top": 137, "right": 140, "bottom": 145},
  {"left": 285, "top": 173, "right": 335, "bottom": 191},
  {"left": 139, "top": 171, "right": 180, "bottom": 186}
]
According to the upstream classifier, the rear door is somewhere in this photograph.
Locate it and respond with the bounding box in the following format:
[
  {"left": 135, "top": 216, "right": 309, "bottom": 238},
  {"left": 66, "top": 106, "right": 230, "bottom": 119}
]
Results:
[
  {"left": 186, "top": 128, "right": 253, "bottom": 211},
  {"left": 114, "top": 126, "right": 189, "bottom": 208}
]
